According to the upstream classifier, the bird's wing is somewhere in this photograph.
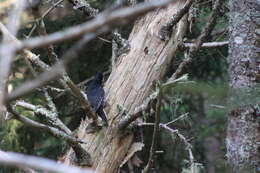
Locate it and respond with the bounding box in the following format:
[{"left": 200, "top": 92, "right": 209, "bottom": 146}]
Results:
[
  {"left": 95, "top": 87, "right": 105, "bottom": 110},
  {"left": 87, "top": 85, "right": 105, "bottom": 111}
]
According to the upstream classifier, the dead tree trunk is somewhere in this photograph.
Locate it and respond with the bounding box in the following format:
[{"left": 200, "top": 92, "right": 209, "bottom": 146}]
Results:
[
  {"left": 64, "top": 0, "right": 188, "bottom": 172},
  {"left": 226, "top": 0, "right": 260, "bottom": 171}
]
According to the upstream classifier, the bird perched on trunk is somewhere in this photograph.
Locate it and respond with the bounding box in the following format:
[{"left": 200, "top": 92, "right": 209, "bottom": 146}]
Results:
[{"left": 86, "top": 72, "right": 108, "bottom": 126}]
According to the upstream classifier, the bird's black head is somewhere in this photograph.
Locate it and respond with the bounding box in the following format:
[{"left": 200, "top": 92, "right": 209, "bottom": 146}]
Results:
[{"left": 94, "top": 72, "right": 103, "bottom": 85}]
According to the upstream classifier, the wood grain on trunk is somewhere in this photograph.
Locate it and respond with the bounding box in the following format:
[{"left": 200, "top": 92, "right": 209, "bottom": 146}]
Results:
[{"left": 64, "top": 1, "right": 188, "bottom": 172}]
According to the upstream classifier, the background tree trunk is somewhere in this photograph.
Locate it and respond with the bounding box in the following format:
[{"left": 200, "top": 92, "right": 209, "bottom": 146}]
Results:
[
  {"left": 63, "top": 0, "right": 188, "bottom": 172},
  {"left": 226, "top": 0, "right": 260, "bottom": 171}
]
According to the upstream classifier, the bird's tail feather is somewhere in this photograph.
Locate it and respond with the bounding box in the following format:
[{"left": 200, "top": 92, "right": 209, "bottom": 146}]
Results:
[{"left": 97, "top": 108, "right": 108, "bottom": 126}]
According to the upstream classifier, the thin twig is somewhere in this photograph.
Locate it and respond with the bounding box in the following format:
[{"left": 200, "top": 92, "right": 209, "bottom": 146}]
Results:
[
  {"left": 98, "top": 36, "right": 112, "bottom": 43},
  {"left": 7, "top": 104, "right": 92, "bottom": 166},
  {"left": 7, "top": 104, "right": 83, "bottom": 144},
  {"left": 210, "top": 104, "right": 226, "bottom": 109},
  {"left": 5, "top": 30, "right": 103, "bottom": 103},
  {"left": 118, "top": 91, "right": 158, "bottom": 130},
  {"left": 69, "top": 0, "right": 130, "bottom": 55},
  {"left": 32, "top": 5, "right": 59, "bottom": 64},
  {"left": 211, "top": 28, "right": 228, "bottom": 38},
  {"left": 183, "top": 41, "right": 228, "bottom": 48},
  {"left": 143, "top": 85, "right": 162, "bottom": 173},
  {"left": 118, "top": 75, "right": 188, "bottom": 130},
  {"left": 140, "top": 122, "right": 195, "bottom": 173},
  {"left": 42, "top": 0, "right": 64, "bottom": 18},
  {"left": 30, "top": 4, "right": 70, "bottom": 126},
  {"left": 160, "top": 124, "right": 195, "bottom": 173},
  {"left": 5, "top": 0, "right": 175, "bottom": 103},
  {"left": 6, "top": 63, "right": 65, "bottom": 102},
  {"left": 3, "top": 1, "right": 176, "bottom": 103},
  {"left": 14, "top": 0, "right": 174, "bottom": 51},
  {"left": 170, "top": 0, "right": 222, "bottom": 80},
  {"left": 27, "top": 0, "right": 64, "bottom": 38},
  {"left": 165, "top": 112, "right": 189, "bottom": 126},
  {"left": 15, "top": 100, "right": 71, "bottom": 134},
  {"left": 31, "top": 6, "right": 98, "bottom": 122},
  {"left": 0, "top": 23, "right": 97, "bottom": 122},
  {"left": 23, "top": 16, "right": 60, "bottom": 119},
  {"left": 68, "top": 0, "right": 98, "bottom": 17}
]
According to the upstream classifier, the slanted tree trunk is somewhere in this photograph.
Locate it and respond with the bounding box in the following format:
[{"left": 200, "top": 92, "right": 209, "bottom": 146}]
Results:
[
  {"left": 227, "top": 0, "right": 260, "bottom": 171},
  {"left": 63, "top": 0, "right": 188, "bottom": 172}
]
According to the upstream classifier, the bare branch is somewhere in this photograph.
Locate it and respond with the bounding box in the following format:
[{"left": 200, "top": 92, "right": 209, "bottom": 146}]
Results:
[
  {"left": 6, "top": 104, "right": 92, "bottom": 166},
  {"left": 17, "top": 29, "right": 61, "bottom": 129},
  {"left": 118, "top": 91, "right": 158, "bottom": 130},
  {"left": 30, "top": 4, "right": 94, "bottom": 128},
  {"left": 68, "top": 0, "right": 131, "bottom": 60},
  {"left": 2, "top": 0, "right": 176, "bottom": 104},
  {"left": 143, "top": 85, "right": 162, "bottom": 173},
  {"left": 209, "top": 104, "right": 226, "bottom": 109},
  {"left": 47, "top": 86, "right": 65, "bottom": 93},
  {"left": 140, "top": 122, "right": 195, "bottom": 173},
  {"left": 5, "top": 0, "right": 26, "bottom": 36},
  {"left": 170, "top": 0, "right": 223, "bottom": 80},
  {"left": 0, "top": 23, "right": 97, "bottom": 122},
  {"left": 5, "top": 31, "right": 101, "bottom": 103},
  {"left": 43, "top": 87, "right": 58, "bottom": 112},
  {"left": 159, "top": 0, "right": 193, "bottom": 40},
  {"left": 0, "top": 27, "right": 92, "bottom": 159},
  {"left": 211, "top": 28, "right": 228, "bottom": 38},
  {"left": 2, "top": 1, "right": 176, "bottom": 112},
  {"left": 183, "top": 41, "right": 228, "bottom": 48},
  {"left": 7, "top": 104, "right": 82, "bottom": 144},
  {"left": 190, "top": 0, "right": 223, "bottom": 52},
  {"left": 68, "top": 0, "right": 98, "bottom": 17},
  {"left": 65, "top": 79, "right": 97, "bottom": 119},
  {"left": 165, "top": 112, "right": 189, "bottom": 126},
  {"left": 14, "top": 0, "right": 174, "bottom": 51},
  {"left": 32, "top": 4, "right": 60, "bottom": 64},
  {"left": 27, "top": 0, "right": 64, "bottom": 38},
  {"left": 6, "top": 63, "right": 65, "bottom": 102},
  {"left": 25, "top": 17, "right": 97, "bottom": 121},
  {"left": 42, "top": 0, "right": 64, "bottom": 18},
  {"left": 0, "top": 0, "right": 26, "bottom": 112},
  {"left": 112, "top": 30, "right": 131, "bottom": 60},
  {"left": 15, "top": 100, "right": 71, "bottom": 134},
  {"left": 111, "top": 38, "right": 119, "bottom": 69},
  {"left": 0, "top": 150, "right": 94, "bottom": 173},
  {"left": 118, "top": 75, "right": 188, "bottom": 130},
  {"left": 160, "top": 124, "right": 195, "bottom": 173}
]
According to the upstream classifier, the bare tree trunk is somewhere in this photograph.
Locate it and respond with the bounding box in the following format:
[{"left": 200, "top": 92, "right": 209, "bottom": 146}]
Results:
[
  {"left": 63, "top": 0, "right": 188, "bottom": 172},
  {"left": 227, "top": 0, "right": 260, "bottom": 171}
]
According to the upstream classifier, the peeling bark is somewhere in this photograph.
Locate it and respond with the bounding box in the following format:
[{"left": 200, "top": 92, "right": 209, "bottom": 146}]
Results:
[{"left": 63, "top": 0, "right": 188, "bottom": 172}]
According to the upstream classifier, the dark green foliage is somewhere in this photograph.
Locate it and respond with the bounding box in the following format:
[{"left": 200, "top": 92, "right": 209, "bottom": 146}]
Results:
[
  {"left": 141, "top": 2, "right": 230, "bottom": 172},
  {"left": 0, "top": 2, "right": 111, "bottom": 172},
  {"left": 0, "top": 0, "right": 231, "bottom": 172}
]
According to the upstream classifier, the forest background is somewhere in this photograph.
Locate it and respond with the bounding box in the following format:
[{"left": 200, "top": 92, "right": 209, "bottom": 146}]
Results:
[{"left": 0, "top": 0, "right": 258, "bottom": 173}]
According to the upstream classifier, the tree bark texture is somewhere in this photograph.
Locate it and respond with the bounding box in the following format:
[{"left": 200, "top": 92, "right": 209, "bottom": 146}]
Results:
[
  {"left": 63, "top": 0, "right": 188, "bottom": 172},
  {"left": 227, "top": 0, "right": 260, "bottom": 171}
]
